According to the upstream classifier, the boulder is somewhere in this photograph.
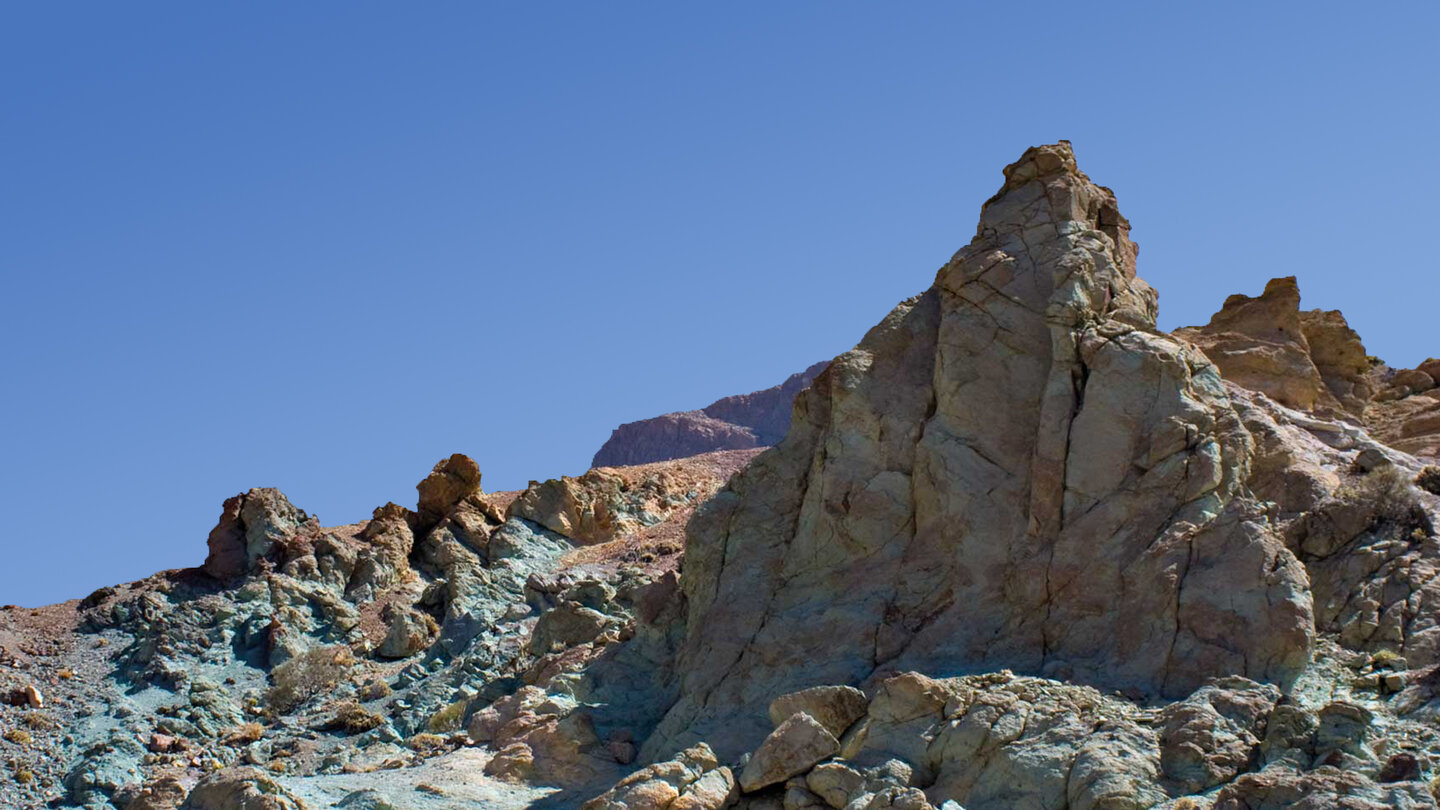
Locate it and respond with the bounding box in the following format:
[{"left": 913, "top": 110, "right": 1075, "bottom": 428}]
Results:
[
  {"left": 1212, "top": 767, "right": 1436, "bottom": 809},
  {"left": 583, "top": 743, "right": 735, "bottom": 810},
  {"left": 738, "top": 713, "right": 840, "bottom": 793},
  {"left": 769, "top": 686, "right": 868, "bottom": 739},
  {"left": 376, "top": 604, "right": 435, "bottom": 659},
  {"left": 180, "top": 767, "right": 307, "bottom": 810},
  {"left": 415, "top": 453, "right": 483, "bottom": 529},
  {"left": 529, "top": 600, "right": 613, "bottom": 655},
  {"left": 121, "top": 776, "right": 187, "bottom": 810},
  {"left": 1157, "top": 677, "right": 1279, "bottom": 793}
]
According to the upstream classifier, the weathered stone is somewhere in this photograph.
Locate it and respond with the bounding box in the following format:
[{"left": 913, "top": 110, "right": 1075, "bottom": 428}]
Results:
[
  {"left": 1177, "top": 277, "right": 1337, "bottom": 413},
  {"left": 415, "top": 453, "right": 482, "bottom": 529},
  {"left": 1299, "top": 308, "right": 1375, "bottom": 413},
  {"left": 376, "top": 604, "right": 435, "bottom": 659},
  {"left": 124, "top": 776, "right": 187, "bottom": 810},
  {"left": 648, "top": 142, "right": 1314, "bottom": 760},
  {"left": 806, "top": 762, "right": 864, "bottom": 809},
  {"left": 181, "top": 767, "right": 308, "bottom": 810},
  {"left": 529, "top": 600, "right": 613, "bottom": 655},
  {"left": 203, "top": 489, "right": 308, "bottom": 580},
  {"left": 739, "top": 713, "right": 840, "bottom": 793},
  {"left": 769, "top": 686, "right": 868, "bottom": 740},
  {"left": 1157, "top": 677, "right": 1279, "bottom": 793},
  {"left": 583, "top": 743, "right": 733, "bottom": 810},
  {"left": 1213, "top": 767, "right": 1437, "bottom": 810}
]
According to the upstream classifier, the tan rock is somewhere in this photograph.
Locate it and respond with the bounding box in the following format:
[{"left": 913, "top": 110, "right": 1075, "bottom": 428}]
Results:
[
  {"left": 124, "top": 776, "right": 187, "bottom": 810},
  {"left": 583, "top": 743, "right": 733, "bottom": 810},
  {"left": 1157, "top": 677, "right": 1279, "bottom": 793},
  {"left": 1298, "top": 307, "right": 1374, "bottom": 412},
  {"left": 768, "top": 686, "right": 868, "bottom": 739},
  {"left": 376, "top": 604, "right": 435, "bottom": 659},
  {"left": 180, "top": 767, "right": 307, "bottom": 810},
  {"left": 468, "top": 687, "right": 613, "bottom": 788},
  {"left": 739, "top": 712, "right": 840, "bottom": 793},
  {"left": 805, "top": 762, "right": 864, "bottom": 808},
  {"left": 1175, "top": 277, "right": 1337, "bottom": 413},
  {"left": 415, "top": 453, "right": 483, "bottom": 528}
]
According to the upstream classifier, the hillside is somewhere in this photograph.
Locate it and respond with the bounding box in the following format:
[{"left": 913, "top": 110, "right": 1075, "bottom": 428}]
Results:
[{"left": 5, "top": 143, "right": 1440, "bottom": 810}]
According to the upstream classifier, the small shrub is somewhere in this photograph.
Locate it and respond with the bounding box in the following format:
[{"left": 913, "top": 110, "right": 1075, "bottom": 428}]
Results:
[
  {"left": 56, "top": 669, "right": 74, "bottom": 681},
  {"left": 266, "top": 646, "right": 354, "bottom": 714},
  {"left": 1417, "top": 466, "right": 1440, "bottom": 497},
  {"left": 15, "top": 768, "right": 33, "bottom": 784},
  {"left": 225, "top": 722, "right": 265, "bottom": 745},
  {"left": 329, "top": 701, "right": 385, "bottom": 734},
  {"left": 23, "top": 713, "right": 54, "bottom": 730},
  {"left": 1342, "top": 466, "right": 1429, "bottom": 534},
  {"left": 409, "top": 733, "right": 447, "bottom": 753},
  {"left": 1372, "top": 649, "right": 1406, "bottom": 669},
  {"left": 356, "top": 678, "right": 392, "bottom": 702},
  {"left": 4, "top": 729, "right": 32, "bottom": 744},
  {"left": 427, "top": 699, "right": 469, "bottom": 733}
]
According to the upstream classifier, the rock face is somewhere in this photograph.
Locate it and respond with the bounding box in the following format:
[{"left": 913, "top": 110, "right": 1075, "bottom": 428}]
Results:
[
  {"left": 1178, "top": 275, "right": 1440, "bottom": 460},
  {"left": 593, "top": 362, "right": 828, "bottom": 467},
  {"left": 647, "top": 142, "right": 1315, "bottom": 758},
  {"left": 1175, "top": 277, "right": 1342, "bottom": 414},
  {"left": 621, "top": 669, "right": 1440, "bottom": 810}
]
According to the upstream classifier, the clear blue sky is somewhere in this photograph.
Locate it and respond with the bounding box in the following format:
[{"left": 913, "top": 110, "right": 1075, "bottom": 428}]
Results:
[{"left": 3, "top": 3, "right": 1436, "bottom": 607}]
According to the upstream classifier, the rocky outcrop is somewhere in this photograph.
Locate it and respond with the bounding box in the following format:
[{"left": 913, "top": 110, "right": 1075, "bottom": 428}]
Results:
[
  {"left": 589, "top": 669, "right": 1440, "bottom": 810},
  {"left": 202, "top": 489, "right": 311, "bottom": 581},
  {"left": 18, "top": 142, "right": 1440, "bottom": 810},
  {"left": 646, "top": 142, "right": 1315, "bottom": 759},
  {"left": 1299, "top": 307, "right": 1375, "bottom": 412},
  {"left": 1178, "top": 275, "right": 1440, "bottom": 460},
  {"left": 509, "top": 453, "right": 750, "bottom": 546},
  {"left": 1175, "top": 277, "right": 1341, "bottom": 414},
  {"left": 582, "top": 743, "right": 735, "bottom": 810},
  {"left": 593, "top": 362, "right": 828, "bottom": 467}
]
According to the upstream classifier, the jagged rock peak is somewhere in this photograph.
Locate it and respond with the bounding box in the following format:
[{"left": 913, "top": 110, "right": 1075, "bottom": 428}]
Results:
[
  {"left": 978, "top": 140, "right": 1141, "bottom": 284},
  {"left": 643, "top": 141, "right": 1314, "bottom": 759},
  {"left": 1176, "top": 276, "right": 1378, "bottom": 416},
  {"left": 416, "top": 452, "right": 484, "bottom": 529}
]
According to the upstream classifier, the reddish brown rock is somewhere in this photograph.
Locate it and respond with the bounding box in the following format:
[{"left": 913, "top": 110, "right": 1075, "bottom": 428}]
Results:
[{"left": 592, "top": 362, "right": 827, "bottom": 467}]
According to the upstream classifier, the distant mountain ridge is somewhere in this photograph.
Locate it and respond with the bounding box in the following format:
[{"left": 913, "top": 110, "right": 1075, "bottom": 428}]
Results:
[{"left": 591, "top": 361, "right": 829, "bottom": 468}]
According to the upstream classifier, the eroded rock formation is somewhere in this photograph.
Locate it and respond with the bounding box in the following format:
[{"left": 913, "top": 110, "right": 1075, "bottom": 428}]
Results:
[
  {"left": 10, "top": 142, "right": 1440, "bottom": 810},
  {"left": 647, "top": 142, "right": 1315, "bottom": 759}
]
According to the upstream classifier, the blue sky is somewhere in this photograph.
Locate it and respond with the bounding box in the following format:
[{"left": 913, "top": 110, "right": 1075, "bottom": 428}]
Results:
[{"left": 2, "top": 3, "right": 1437, "bottom": 607}]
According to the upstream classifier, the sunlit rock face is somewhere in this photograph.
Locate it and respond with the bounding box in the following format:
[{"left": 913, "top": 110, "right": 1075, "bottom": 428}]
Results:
[{"left": 648, "top": 142, "right": 1315, "bottom": 758}]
